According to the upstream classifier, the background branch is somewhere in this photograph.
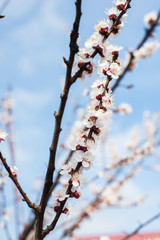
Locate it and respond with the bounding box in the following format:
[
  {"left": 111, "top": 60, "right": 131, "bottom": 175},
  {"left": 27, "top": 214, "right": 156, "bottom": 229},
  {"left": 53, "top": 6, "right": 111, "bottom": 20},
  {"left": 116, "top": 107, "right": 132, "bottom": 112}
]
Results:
[
  {"left": 112, "top": 10, "right": 160, "bottom": 92},
  {"left": 121, "top": 211, "right": 160, "bottom": 240},
  {"left": 0, "top": 152, "right": 39, "bottom": 212}
]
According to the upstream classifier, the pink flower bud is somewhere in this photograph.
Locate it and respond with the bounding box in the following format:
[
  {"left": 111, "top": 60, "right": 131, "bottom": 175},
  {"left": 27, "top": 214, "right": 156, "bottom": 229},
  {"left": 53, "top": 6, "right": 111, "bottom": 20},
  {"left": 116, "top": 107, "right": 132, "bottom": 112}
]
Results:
[
  {"left": 70, "top": 191, "right": 80, "bottom": 199},
  {"left": 12, "top": 172, "right": 17, "bottom": 177},
  {"left": 62, "top": 207, "right": 69, "bottom": 214}
]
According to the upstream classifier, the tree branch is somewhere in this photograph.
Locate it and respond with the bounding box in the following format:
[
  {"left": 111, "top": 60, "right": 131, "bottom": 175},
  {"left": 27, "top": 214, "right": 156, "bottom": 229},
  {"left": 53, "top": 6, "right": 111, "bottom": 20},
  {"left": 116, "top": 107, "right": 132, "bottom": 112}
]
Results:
[
  {"left": 0, "top": 152, "right": 39, "bottom": 212},
  {"left": 35, "top": 0, "right": 82, "bottom": 239},
  {"left": 19, "top": 218, "right": 36, "bottom": 240}
]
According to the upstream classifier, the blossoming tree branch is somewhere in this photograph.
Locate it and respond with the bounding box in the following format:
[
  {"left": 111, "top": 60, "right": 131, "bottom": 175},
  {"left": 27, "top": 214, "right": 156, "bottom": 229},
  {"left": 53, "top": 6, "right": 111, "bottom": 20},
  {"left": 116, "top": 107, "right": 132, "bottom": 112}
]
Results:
[{"left": 0, "top": 0, "right": 160, "bottom": 240}]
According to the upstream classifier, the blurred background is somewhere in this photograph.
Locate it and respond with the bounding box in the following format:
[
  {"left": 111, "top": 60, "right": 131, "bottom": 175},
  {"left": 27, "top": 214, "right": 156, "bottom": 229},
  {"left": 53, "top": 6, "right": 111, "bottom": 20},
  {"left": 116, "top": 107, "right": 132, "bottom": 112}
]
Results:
[{"left": 0, "top": 0, "right": 160, "bottom": 239}]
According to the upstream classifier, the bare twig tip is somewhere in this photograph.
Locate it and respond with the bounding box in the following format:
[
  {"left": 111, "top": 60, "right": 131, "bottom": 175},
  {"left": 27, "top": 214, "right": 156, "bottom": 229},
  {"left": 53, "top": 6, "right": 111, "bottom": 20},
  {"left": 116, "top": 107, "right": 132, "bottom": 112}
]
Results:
[
  {"left": 63, "top": 57, "right": 69, "bottom": 65},
  {"left": 54, "top": 111, "right": 57, "bottom": 117}
]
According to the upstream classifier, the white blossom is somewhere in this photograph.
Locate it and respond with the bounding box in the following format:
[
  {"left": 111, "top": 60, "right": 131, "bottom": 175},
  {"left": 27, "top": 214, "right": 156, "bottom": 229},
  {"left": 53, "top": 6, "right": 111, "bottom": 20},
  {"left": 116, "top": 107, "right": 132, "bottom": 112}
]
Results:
[
  {"left": 144, "top": 11, "right": 157, "bottom": 27},
  {"left": 0, "top": 130, "right": 8, "bottom": 142},
  {"left": 107, "top": 62, "right": 121, "bottom": 79},
  {"left": 85, "top": 32, "right": 103, "bottom": 50},
  {"left": 10, "top": 166, "right": 19, "bottom": 177},
  {"left": 60, "top": 160, "right": 76, "bottom": 175},
  {"left": 74, "top": 151, "right": 95, "bottom": 168},
  {"left": 114, "top": 0, "right": 127, "bottom": 6},
  {"left": 117, "top": 103, "right": 133, "bottom": 115},
  {"left": 106, "top": 7, "right": 119, "bottom": 16},
  {"left": 71, "top": 172, "right": 81, "bottom": 187},
  {"left": 94, "top": 19, "right": 111, "bottom": 32},
  {"left": 52, "top": 188, "right": 69, "bottom": 202}
]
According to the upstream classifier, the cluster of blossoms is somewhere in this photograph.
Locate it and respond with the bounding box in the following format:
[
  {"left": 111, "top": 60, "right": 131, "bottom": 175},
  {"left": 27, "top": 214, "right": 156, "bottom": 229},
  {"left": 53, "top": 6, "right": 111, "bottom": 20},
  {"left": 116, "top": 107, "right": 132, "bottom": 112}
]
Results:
[
  {"left": 134, "top": 41, "right": 160, "bottom": 60},
  {"left": 97, "top": 166, "right": 144, "bottom": 208},
  {"left": 123, "top": 11, "right": 160, "bottom": 71},
  {"left": 60, "top": 111, "right": 159, "bottom": 237},
  {"left": 52, "top": 0, "right": 130, "bottom": 214},
  {"left": 73, "top": 0, "right": 129, "bottom": 80},
  {"left": 64, "top": 164, "right": 145, "bottom": 238},
  {"left": 107, "top": 111, "right": 160, "bottom": 169},
  {"left": 62, "top": 112, "right": 158, "bottom": 233}
]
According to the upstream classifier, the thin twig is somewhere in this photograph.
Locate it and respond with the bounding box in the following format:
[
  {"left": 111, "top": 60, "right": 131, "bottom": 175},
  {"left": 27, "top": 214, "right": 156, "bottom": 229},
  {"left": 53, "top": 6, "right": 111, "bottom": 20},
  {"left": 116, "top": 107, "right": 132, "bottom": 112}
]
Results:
[
  {"left": 1, "top": 188, "right": 13, "bottom": 240},
  {"left": 0, "top": 152, "right": 39, "bottom": 212}
]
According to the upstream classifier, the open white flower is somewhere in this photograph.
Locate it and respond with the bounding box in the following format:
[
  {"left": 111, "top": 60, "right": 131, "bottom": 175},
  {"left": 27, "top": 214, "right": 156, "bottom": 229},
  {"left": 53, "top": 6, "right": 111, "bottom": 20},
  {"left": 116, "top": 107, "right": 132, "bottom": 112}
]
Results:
[
  {"left": 97, "top": 60, "right": 110, "bottom": 77},
  {"left": 60, "top": 160, "right": 76, "bottom": 175},
  {"left": 85, "top": 32, "right": 103, "bottom": 49},
  {"left": 107, "top": 62, "right": 121, "bottom": 79},
  {"left": 74, "top": 151, "right": 95, "bottom": 168},
  {"left": 52, "top": 188, "right": 69, "bottom": 202},
  {"left": 94, "top": 19, "right": 112, "bottom": 32}
]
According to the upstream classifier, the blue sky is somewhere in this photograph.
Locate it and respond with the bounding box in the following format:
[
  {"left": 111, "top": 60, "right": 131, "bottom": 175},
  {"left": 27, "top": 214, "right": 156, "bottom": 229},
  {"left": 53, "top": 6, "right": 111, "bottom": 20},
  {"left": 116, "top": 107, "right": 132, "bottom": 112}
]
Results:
[{"left": 0, "top": 0, "right": 160, "bottom": 239}]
